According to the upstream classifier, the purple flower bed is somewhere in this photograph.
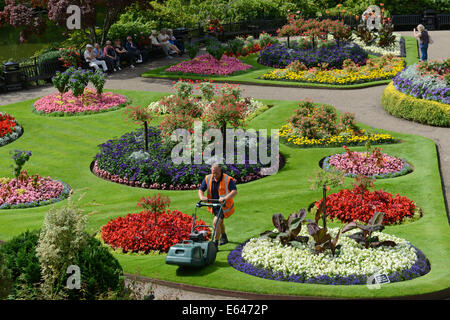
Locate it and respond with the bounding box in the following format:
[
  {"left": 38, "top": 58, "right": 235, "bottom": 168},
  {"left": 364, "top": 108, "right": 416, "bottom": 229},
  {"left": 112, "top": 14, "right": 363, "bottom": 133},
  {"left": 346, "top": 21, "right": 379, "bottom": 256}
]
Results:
[
  {"left": 258, "top": 43, "right": 368, "bottom": 69},
  {"left": 392, "top": 74, "right": 450, "bottom": 104},
  {"left": 94, "top": 127, "right": 281, "bottom": 189},
  {"left": 228, "top": 240, "right": 431, "bottom": 285},
  {"left": 165, "top": 54, "right": 252, "bottom": 76}
]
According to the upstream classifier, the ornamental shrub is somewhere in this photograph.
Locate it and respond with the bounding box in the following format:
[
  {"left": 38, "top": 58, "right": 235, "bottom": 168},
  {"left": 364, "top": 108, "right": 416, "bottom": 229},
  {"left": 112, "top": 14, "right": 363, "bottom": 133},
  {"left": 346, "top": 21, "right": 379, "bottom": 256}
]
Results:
[
  {"left": 185, "top": 42, "right": 199, "bottom": 60},
  {"left": 10, "top": 150, "right": 32, "bottom": 178},
  {"left": 90, "top": 70, "right": 106, "bottom": 96},
  {"left": 65, "top": 236, "right": 124, "bottom": 300},
  {"left": 35, "top": 200, "right": 88, "bottom": 299},
  {"left": 0, "top": 230, "right": 41, "bottom": 299},
  {"left": 0, "top": 250, "right": 13, "bottom": 299},
  {"left": 206, "top": 38, "right": 225, "bottom": 61}
]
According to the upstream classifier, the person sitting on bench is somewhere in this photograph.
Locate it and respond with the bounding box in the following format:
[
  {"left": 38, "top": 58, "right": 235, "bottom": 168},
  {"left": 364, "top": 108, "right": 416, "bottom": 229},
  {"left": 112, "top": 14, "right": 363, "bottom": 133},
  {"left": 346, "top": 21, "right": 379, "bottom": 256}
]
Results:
[
  {"left": 125, "top": 36, "right": 143, "bottom": 63},
  {"left": 84, "top": 44, "right": 108, "bottom": 72},
  {"left": 114, "top": 39, "right": 135, "bottom": 69},
  {"left": 158, "top": 28, "right": 181, "bottom": 56},
  {"left": 150, "top": 30, "right": 172, "bottom": 59}
]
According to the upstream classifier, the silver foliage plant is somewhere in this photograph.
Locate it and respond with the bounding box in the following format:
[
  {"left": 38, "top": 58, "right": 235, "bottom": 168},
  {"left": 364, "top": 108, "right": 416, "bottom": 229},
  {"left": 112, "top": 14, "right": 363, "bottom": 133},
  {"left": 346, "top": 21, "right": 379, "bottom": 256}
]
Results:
[{"left": 35, "top": 197, "right": 87, "bottom": 299}]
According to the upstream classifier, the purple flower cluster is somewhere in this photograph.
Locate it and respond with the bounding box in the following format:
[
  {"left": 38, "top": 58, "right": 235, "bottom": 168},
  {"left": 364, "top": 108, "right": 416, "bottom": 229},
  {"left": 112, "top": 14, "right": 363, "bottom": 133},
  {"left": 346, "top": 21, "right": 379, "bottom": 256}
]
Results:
[
  {"left": 94, "top": 127, "right": 278, "bottom": 188},
  {"left": 258, "top": 43, "right": 368, "bottom": 69},
  {"left": 393, "top": 75, "right": 450, "bottom": 104},
  {"left": 228, "top": 241, "right": 430, "bottom": 285}
]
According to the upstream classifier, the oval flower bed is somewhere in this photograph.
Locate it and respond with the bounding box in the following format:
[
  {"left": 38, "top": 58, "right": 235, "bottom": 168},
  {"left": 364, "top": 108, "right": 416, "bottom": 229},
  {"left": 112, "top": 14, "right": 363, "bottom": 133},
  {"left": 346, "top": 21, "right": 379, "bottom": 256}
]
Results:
[
  {"left": 0, "top": 112, "right": 23, "bottom": 147},
  {"left": 32, "top": 88, "right": 128, "bottom": 116},
  {"left": 165, "top": 54, "right": 252, "bottom": 76},
  {"left": 314, "top": 186, "right": 420, "bottom": 225},
  {"left": 101, "top": 210, "right": 208, "bottom": 253},
  {"left": 229, "top": 228, "right": 430, "bottom": 285},
  {"left": 0, "top": 175, "right": 71, "bottom": 210},
  {"left": 322, "top": 147, "right": 412, "bottom": 179},
  {"left": 262, "top": 55, "right": 404, "bottom": 85},
  {"left": 93, "top": 127, "right": 281, "bottom": 190}
]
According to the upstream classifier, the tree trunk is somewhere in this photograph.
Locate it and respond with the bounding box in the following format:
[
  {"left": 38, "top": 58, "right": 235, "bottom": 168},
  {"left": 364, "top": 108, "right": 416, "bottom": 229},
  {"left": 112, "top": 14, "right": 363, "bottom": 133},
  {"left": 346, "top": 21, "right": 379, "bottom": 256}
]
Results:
[
  {"left": 221, "top": 122, "right": 227, "bottom": 159},
  {"left": 322, "top": 184, "right": 327, "bottom": 229},
  {"left": 144, "top": 121, "right": 149, "bottom": 153}
]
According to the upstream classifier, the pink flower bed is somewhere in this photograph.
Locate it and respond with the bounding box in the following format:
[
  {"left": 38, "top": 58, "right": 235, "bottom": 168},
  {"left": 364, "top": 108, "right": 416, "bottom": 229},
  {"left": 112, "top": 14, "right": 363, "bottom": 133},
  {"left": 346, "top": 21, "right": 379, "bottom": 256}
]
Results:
[
  {"left": 33, "top": 88, "right": 127, "bottom": 115},
  {"left": 0, "top": 174, "right": 68, "bottom": 209},
  {"left": 326, "top": 151, "right": 409, "bottom": 177},
  {"left": 165, "top": 54, "right": 252, "bottom": 75}
]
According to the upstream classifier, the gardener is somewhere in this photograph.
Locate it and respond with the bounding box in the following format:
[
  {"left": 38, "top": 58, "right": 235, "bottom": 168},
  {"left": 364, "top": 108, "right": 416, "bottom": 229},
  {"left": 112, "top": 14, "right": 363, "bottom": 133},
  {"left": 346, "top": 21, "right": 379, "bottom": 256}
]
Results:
[{"left": 198, "top": 164, "right": 237, "bottom": 247}]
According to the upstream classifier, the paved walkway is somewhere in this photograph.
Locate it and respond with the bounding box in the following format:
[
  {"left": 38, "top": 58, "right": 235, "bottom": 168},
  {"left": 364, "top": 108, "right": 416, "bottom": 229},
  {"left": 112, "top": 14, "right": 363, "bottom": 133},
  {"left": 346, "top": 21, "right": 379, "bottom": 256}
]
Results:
[{"left": 0, "top": 31, "right": 449, "bottom": 299}]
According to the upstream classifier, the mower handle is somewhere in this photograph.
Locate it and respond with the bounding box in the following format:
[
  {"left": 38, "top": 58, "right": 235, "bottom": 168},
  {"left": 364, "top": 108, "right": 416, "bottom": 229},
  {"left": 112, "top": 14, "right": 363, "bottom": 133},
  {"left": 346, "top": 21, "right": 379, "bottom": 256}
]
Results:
[{"left": 196, "top": 199, "right": 224, "bottom": 208}]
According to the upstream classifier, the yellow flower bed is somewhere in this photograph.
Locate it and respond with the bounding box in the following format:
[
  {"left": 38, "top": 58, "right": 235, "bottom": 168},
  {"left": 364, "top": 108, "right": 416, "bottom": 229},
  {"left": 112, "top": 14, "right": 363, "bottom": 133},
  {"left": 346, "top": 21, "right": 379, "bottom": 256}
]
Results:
[
  {"left": 279, "top": 123, "right": 397, "bottom": 147},
  {"left": 262, "top": 59, "right": 405, "bottom": 85}
]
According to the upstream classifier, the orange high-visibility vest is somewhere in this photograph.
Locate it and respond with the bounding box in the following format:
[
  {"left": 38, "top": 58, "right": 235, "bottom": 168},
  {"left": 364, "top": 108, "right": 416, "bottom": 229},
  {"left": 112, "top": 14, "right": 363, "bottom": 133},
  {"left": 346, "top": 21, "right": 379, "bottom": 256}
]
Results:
[{"left": 205, "top": 173, "right": 235, "bottom": 218}]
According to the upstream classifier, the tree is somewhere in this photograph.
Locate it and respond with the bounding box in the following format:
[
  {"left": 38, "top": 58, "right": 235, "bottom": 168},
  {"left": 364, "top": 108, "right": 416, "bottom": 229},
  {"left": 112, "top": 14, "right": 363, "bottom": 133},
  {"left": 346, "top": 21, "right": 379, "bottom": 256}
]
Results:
[
  {"left": 0, "top": 0, "right": 150, "bottom": 45},
  {"left": 124, "top": 105, "right": 153, "bottom": 153}
]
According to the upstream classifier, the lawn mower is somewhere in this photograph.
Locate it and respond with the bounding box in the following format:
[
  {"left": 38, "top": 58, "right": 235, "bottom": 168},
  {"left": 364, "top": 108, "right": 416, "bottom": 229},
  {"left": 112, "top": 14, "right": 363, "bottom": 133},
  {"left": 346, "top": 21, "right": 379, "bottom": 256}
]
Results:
[{"left": 165, "top": 199, "right": 224, "bottom": 268}]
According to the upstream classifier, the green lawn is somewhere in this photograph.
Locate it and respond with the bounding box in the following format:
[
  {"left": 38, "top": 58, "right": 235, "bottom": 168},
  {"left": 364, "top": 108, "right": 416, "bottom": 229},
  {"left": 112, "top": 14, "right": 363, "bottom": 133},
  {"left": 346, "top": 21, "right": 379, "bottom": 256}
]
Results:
[
  {"left": 141, "top": 36, "right": 419, "bottom": 89},
  {"left": 0, "top": 89, "right": 448, "bottom": 298}
]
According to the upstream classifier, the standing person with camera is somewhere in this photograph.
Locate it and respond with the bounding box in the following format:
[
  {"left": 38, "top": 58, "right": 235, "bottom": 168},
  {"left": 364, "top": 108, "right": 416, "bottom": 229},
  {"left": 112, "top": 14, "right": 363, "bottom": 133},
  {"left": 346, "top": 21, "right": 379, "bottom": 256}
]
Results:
[{"left": 414, "top": 24, "right": 431, "bottom": 61}]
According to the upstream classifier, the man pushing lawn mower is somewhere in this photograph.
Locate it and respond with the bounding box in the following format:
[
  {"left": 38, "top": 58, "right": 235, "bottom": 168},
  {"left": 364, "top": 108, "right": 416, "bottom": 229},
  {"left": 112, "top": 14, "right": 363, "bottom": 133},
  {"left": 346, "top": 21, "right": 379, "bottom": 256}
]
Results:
[{"left": 198, "top": 164, "right": 237, "bottom": 248}]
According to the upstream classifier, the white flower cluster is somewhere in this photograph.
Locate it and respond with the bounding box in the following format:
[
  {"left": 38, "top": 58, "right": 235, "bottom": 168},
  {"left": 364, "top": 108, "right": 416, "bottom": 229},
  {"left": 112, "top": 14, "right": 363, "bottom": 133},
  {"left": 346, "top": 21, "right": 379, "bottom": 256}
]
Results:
[
  {"left": 147, "top": 96, "right": 266, "bottom": 119},
  {"left": 241, "top": 227, "right": 418, "bottom": 279},
  {"left": 351, "top": 33, "right": 402, "bottom": 56},
  {"left": 0, "top": 125, "right": 23, "bottom": 147}
]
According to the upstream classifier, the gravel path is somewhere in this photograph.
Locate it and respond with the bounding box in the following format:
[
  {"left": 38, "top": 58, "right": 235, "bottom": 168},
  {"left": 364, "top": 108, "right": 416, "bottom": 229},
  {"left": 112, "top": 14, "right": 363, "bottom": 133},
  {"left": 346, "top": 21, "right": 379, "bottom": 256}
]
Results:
[{"left": 0, "top": 30, "right": 448, "bottom": 300}]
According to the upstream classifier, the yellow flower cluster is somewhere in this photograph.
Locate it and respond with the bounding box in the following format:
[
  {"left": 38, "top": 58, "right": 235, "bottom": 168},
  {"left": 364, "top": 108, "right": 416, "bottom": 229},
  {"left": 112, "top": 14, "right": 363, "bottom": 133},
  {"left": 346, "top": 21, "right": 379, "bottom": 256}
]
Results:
[
  {"left": 279, "top": 123, "right": 396, "bottom": 147},
  {"left": 263, "top": 59, "right": 405, "bottom": 85}
]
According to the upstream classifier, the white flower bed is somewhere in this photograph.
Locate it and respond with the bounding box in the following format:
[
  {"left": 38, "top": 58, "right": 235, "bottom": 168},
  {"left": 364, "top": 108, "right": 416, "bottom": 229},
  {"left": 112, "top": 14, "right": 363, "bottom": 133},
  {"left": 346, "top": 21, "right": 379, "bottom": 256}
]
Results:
[
  {"left": 241, "top": 227, "right": 418, "bottom": 279},
  {"left": 351, "top": 32, "right": 402, "bottom": 56},
  {"left": 147, "top": 95, "right": 266, "bottom": 119}
]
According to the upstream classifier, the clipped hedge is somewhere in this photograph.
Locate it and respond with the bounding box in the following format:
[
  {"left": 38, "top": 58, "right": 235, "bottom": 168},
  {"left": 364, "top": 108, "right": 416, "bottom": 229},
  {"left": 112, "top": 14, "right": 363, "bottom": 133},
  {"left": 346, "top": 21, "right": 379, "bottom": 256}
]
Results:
[{"left": 381, "top": 83, "right": 450, "bottom": 127}]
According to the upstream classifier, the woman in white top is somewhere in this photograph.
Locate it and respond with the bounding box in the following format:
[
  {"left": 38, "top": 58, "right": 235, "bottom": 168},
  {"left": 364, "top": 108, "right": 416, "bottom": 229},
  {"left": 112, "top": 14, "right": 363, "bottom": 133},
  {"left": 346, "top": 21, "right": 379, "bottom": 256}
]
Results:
[
  {"left": 158, "top": 28, "right": 181, "bottom": 55},
  {"left": 84, "top": 44, "right": 108, "bottom": 72}
]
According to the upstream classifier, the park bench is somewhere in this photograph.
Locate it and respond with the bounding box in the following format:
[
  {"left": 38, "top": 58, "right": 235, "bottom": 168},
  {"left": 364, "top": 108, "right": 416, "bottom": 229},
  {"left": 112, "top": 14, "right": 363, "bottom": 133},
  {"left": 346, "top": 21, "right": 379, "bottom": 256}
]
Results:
[{"left": 20, "top": 63, "right": 40, "bottom": 88}]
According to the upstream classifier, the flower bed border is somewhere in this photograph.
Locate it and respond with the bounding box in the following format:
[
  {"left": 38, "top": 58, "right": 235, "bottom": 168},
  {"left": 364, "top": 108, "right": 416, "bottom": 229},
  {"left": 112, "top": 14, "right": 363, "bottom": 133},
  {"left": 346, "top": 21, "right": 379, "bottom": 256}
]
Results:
[
  {"left": 0, "top": 180, "right": 72, "bottom": 210},
  {"left": 228, "top": 240, "right": 431, "bottom": 286},
  {"left": 31, "top": 94, "right": 131, "bottom": 117},
  {"left": 320, "top": 154, "right": 413, "bottom": 179},
  {"left": 90, "top": 153, "right": 285, "bottom": 191},
  {"left": 381, "top": 83, "right": 450, "bottom": 127},
  {"left": 279, "top": 130, "right": 399, "bottom": 149},
  {"left": 0, "top": 125, "right": 23, "bottom": 147}
]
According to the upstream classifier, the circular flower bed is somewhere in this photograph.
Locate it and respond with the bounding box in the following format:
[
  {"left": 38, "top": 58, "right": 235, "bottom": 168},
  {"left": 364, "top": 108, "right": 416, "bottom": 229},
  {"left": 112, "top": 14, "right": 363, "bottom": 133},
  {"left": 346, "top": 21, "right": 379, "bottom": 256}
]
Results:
[
  {"left": 93, "top": 127, "right": 282, "bottom": 190},
  {"left": 165, "top": 54, "right": 252, "bottom": 76},
  {"left": 0, "top": 175, "right": 71, "bottom": 210},
  {"left": 0, "top": 112, "right": 23, "bottom": 147},
  {"left": 229, "top": 228, "right": 430, "bottom": 285},
  {"left": 258, "top": 43, "right": 368, "bottom": 69},
  {"left": 32, "top": 88, "right": 128, "bottom": 116},
  {"left": 101, "top": 210, "right": 208, "bottom": 253},
  {"left": 314, "top": 186, "right": 420, "bottom": 225},
  {"left": 279, "top": 101, "right": 397, "bottom": 148},
  {"left": 322, "top": 150, "right": 412, "bottom": 179}
]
